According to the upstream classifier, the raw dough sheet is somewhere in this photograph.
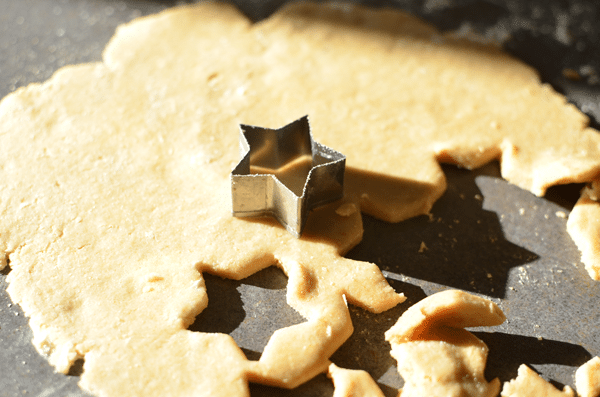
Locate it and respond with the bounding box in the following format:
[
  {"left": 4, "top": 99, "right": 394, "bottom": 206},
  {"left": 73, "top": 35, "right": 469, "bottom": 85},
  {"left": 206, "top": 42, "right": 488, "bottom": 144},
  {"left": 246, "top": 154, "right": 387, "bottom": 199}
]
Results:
[{"left": 1, "top": 1, "right": 599, "bottom": 397}]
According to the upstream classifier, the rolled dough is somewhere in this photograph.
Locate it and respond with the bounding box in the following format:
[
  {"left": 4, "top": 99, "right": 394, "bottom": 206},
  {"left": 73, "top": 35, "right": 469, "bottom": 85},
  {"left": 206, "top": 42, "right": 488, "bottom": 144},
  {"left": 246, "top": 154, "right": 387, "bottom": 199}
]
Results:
[{"left": 1, "top": 2, "right": 599, "bottom": 396}]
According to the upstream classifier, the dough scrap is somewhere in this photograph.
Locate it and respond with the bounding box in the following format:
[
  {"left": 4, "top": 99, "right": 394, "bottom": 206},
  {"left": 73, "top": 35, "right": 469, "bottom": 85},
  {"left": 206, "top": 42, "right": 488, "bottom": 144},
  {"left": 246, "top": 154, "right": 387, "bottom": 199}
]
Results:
[
  {"left": 1, "top": 1, "right": 600, "bottom": 396},
  {"left": 327, "top": 363, "right": 386, "bottom": 397},
  {"left": 385, "top": 290, "right": 505, "bottom": 397},
  {"left": 567, "top": 181, "right": 600, "bottom": 280},
  {"left": 501, "top": 364, "right": 575, "bottom": 397},
  {"left": 576, "top": 356, "right": 600, "bottom": 397}
]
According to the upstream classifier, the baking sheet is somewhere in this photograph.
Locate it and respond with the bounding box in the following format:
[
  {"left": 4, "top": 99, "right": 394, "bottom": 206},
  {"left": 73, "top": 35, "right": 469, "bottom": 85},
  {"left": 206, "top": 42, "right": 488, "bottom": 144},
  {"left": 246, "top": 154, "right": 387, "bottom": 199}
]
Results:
[{"left": 1, "top": 1, "right": 599, "bottom": 396}]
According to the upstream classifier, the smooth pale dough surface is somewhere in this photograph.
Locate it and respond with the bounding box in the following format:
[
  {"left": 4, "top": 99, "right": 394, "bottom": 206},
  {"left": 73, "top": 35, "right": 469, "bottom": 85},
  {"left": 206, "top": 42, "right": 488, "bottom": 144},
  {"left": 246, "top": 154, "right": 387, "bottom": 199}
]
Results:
[
  {"left": 327, "top": 363, "right": 386, "bottom": 397},
  {"left": 576, "top": 356, "right": 600, "bottom": 397},
  {"left": 385, "top": 290, "right": 505, "bottom": 397},
  {"left": 567, "top": 181, "right": 600, "bottom": 280},
  {"left": 501, "top": 364, "right": 575, "bottom": 397},
  {"left": 0, "top": 1, "right": 599, "bottom": 396}
]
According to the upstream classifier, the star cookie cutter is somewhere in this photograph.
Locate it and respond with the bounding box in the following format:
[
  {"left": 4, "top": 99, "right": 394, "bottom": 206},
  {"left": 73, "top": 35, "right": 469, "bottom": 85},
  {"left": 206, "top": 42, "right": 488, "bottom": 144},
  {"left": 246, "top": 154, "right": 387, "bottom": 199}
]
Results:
[{"left": 231, "top": 116, "right": 346, "bottom": 237}]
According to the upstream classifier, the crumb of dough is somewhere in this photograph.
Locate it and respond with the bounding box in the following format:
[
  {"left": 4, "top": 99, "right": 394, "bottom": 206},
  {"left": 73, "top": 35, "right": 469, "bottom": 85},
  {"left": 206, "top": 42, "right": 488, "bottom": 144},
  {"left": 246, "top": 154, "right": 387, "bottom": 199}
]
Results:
[
  {"left": 501, "top": 364, "right": 575, "bottom": 397},
  {"left": 335, "top": 202, "right": 358, "bottom": 217},
  {"left": 567, "top": 181, "right": 600, "bottom": 280},
  {"left": 576, "top": 356, "right": 600, "bottom": 397},
  {"left": 555, "top": 211, "right": 567, "bottom": 219},
  {"left": 385, "top": 290, "right": 505, "bottom": 397},
  {"left": 327, "top": 363, "right": 386, "bottom": 397},
  {"left": 1, "top": 1, "right": 600, "bottom": 396},
  {"left": 418, "top": 241, "right": 428, "bottom": 253}
]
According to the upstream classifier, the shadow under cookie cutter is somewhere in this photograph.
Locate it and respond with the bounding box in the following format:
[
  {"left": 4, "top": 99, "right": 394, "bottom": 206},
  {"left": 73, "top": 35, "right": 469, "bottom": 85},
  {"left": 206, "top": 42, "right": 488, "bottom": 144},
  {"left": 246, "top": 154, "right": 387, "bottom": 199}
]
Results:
[{"left": 231, "top": 115, "right": 346, "bottom": 238}]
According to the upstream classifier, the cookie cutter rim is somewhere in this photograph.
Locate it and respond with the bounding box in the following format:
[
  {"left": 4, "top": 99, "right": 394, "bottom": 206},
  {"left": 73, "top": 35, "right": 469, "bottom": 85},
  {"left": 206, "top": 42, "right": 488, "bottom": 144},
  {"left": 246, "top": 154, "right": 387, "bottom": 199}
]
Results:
[{"left": 231, "top": 115, "right": 346, "bottom": 237}]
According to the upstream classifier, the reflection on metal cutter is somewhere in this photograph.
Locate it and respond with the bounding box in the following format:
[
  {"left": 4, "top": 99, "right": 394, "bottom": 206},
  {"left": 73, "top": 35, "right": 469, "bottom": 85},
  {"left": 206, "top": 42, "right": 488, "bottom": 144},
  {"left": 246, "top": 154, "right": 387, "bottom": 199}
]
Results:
[{"left": 231, "top": 115, "right": 346, "bottom": 237}]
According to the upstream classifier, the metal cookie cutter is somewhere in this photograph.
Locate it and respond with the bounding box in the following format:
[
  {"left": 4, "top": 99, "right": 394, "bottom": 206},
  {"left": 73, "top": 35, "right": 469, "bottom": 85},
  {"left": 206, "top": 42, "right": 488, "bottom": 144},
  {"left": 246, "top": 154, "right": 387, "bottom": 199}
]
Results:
[{"left": 231, "top": 115, "right": 346, "bottom": 237}]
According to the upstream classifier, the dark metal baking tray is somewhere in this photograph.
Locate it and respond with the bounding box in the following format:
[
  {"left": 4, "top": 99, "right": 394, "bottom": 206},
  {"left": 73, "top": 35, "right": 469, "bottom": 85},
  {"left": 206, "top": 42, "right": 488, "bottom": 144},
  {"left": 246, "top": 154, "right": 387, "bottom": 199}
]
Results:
[{"left": 1, "top": 1, "right": 599, "bottom": 396}]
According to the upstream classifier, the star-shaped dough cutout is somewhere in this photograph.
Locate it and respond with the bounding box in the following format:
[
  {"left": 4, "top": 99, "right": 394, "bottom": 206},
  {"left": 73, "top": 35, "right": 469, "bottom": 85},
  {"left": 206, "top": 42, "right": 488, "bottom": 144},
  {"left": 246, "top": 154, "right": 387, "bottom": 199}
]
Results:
[{"left": 231, "top": 116, "right": 345, "bottom": 237}]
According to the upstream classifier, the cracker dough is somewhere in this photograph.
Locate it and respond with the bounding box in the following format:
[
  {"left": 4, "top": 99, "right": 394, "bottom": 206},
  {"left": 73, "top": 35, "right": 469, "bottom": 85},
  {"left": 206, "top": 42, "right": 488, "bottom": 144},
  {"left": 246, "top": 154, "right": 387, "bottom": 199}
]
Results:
[
  {"left": 1, "top": 1, "right": 600, "bottom": 396},
  {"left": 0, "top": 3, "right": 405, "bottom": 395},
  {"left": 327, "top": 363, "right": 386, "bottom": 397},
  {"left": 501, "top": 364, "right": 575, "bottom": 397},
  {"left": 385, "top": 290, "right": 505, "bottom": 397},
  {"left": 567, "top": 181, "right": 600, "bottom": 280},
  {"left": 576, "top": 356, "right": 600, "bottom": 397}
]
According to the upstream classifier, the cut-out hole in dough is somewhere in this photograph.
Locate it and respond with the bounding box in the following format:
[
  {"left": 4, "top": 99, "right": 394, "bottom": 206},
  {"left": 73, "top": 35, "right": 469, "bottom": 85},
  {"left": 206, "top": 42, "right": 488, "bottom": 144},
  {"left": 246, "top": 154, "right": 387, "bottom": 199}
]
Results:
[
  {"left": 188, "top": 273, "right": 245, "bottom": 335},
  {"left": 328, "top": 280, "right": 427, "bottom": 396},
  {"left": 330, "top": 303, "right": 407, "bottom": 397},
  {"left": 188, "top": 267, "right": 305, "bottom": 360}
]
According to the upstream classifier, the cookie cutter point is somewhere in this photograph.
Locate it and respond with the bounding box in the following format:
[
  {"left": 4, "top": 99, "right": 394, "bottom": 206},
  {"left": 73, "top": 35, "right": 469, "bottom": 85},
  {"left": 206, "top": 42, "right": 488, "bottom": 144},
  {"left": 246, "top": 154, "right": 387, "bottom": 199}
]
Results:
[{"left": 231, "top": 115, "right": 346, "bottom": 237}]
